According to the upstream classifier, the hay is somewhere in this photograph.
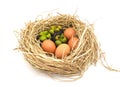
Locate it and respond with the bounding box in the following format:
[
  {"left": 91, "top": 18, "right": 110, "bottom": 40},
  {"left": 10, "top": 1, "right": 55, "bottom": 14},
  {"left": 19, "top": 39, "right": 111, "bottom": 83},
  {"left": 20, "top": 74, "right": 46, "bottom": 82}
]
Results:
[{"left": 18, "top": 13, "right": 100, "bottom": 77}]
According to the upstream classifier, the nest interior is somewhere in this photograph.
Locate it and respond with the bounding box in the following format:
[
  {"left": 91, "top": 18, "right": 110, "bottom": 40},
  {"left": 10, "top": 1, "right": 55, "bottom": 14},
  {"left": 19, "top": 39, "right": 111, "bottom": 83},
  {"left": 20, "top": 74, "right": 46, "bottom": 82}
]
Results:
[{"left": 18, "top": 14, "right": 100, "bottom": 76}]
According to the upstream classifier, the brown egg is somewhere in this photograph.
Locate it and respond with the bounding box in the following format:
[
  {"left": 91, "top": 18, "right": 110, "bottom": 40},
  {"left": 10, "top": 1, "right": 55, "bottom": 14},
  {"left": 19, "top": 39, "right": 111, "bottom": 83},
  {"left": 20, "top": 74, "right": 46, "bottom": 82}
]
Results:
[
  {"left": 64, "top": 28, "right": 76, "bottom": 39},
  {"left": 68, "top": 36, "right": 79, "bottom": 50},
  {"left": 55, "top": 44, "right": 70, "bottom": 59},
  {"left": 41, "top": 39, "right": 56, "bottom": 53}
]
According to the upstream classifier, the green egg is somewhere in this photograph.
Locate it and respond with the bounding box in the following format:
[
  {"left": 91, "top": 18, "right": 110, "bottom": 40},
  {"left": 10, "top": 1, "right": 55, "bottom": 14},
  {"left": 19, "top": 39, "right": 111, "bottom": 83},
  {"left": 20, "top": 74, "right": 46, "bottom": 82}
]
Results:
[
  {"left": 58, "top": 25, "right": 62, "bottom": 29},
  {"left": 39, "top": 35, "right": 47, "bottom": 41},
  {"left": 40, "top": 30, "right": 49, "bottom": 36},
  {"left": 51, "top": 25, "right": 56, "bottom": 30},
  {"left": 55, "top": 28, "right": 60, "bottom": 32},
  {"left": 49, "top": 29, "right": 54, "bottom": 34},
  {"left": 55, "top": 40, "right": 62, "bottom": 46},
  {"left": 43, "top": 30, "right": 49, "bottom": 35},
  {"left": 40, "top": 31, "right": 44, "bottom": 36},
  {"left": 60, "top": 36, "right": 67, "bottom": 43},
  {"left": 46, "top": 33, "right": 51, "bottom": 39},
  {"left": 60, "top": 33, "right": 64, "bottom": 38}
]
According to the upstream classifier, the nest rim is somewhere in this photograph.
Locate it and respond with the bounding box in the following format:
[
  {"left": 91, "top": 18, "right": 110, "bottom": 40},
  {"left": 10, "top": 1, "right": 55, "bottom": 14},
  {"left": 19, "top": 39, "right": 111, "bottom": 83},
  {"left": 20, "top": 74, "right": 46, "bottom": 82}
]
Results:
[{"left": 18, "top": 13, "right": 100, "bottom": 76}]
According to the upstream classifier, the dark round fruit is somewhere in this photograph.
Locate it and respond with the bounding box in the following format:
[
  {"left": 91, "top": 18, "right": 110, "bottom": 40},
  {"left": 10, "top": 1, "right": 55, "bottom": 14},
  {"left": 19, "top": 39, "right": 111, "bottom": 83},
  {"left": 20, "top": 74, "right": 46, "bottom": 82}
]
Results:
[{"left": 51, "top": 29, "right": 64, "bottom": 42}]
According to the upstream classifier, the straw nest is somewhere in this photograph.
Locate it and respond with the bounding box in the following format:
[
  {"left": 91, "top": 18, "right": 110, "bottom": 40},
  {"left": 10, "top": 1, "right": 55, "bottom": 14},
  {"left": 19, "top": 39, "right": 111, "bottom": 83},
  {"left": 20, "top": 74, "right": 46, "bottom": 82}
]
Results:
[{"left": 18, "top": 14, "right": 100, "bottom": 76}]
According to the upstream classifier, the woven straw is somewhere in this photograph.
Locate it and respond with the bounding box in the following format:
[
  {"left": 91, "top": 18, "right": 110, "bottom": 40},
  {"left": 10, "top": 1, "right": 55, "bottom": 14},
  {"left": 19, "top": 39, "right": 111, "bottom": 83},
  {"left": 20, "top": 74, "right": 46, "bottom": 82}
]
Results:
[{"left": 18, "top": 14, "right": 100, "bottom": 77}]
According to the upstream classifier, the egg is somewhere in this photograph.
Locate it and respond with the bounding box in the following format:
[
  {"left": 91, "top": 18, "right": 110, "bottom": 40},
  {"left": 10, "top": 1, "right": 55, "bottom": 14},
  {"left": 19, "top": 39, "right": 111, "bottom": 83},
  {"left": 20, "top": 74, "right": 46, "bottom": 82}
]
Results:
[
  {"left": 64, "top": 28, "right": 76, "bottom": 39},
  {"left": 41, "top": 39, "right": 56, "bottom": 53},
  {"left": 55, "top": 44, "right": 70, "bottom": 58},
  {"left": 68, "top": 37, "right": 79, "bottom": 50}
]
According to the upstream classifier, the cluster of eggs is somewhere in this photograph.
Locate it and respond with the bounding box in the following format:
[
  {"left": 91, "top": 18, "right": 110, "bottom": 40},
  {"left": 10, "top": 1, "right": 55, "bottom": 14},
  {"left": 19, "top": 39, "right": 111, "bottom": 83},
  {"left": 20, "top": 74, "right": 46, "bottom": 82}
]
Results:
[{"left": 37, "top": 25, "right": 79, "bottom": 59}]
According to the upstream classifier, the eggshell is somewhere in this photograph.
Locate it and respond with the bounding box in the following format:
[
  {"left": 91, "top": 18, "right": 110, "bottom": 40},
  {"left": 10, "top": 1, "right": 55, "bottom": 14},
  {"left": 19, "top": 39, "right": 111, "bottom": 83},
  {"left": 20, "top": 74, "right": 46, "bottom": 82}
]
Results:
[
  {"left": 64, "top": 28, "right": 76, "bottom": 39},
  {"left": 55, "top": 44, "right": 70, "bottom": 58},
  {"left": 41, "top": 39, "right": 56, "bottom": 53}
]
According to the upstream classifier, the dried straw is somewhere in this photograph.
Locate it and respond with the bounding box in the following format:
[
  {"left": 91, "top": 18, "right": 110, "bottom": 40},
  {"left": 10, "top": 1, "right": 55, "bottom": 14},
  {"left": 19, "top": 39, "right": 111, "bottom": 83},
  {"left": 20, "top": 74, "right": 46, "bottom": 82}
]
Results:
[{"left": 17, "top": 14, "right": 100, "bottom": 77}]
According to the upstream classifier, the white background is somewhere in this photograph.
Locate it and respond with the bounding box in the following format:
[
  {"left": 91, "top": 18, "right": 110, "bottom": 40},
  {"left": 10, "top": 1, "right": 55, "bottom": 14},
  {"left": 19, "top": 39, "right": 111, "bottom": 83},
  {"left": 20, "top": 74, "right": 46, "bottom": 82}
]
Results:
[{"left": 0, "top": 0, "right": 120, "bottom": 87}]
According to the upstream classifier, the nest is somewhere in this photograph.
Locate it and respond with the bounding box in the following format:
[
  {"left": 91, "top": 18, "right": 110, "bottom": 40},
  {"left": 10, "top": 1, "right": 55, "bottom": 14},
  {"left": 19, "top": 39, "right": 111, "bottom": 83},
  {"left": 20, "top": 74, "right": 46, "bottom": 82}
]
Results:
[{"left": 18, "top": 14, "right": 100, "bottom": 77}]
